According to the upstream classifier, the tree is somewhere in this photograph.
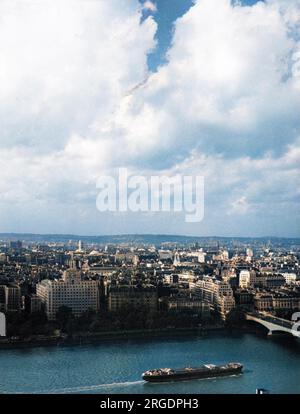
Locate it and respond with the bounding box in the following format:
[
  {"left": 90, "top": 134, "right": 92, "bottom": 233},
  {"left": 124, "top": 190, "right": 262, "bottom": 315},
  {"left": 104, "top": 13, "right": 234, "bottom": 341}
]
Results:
[
  {"left": 225, "top": 308, "right": 246, "bottom": 328},
  {"left": 56, "top": 306, "right": 73, "bottom": 331}
]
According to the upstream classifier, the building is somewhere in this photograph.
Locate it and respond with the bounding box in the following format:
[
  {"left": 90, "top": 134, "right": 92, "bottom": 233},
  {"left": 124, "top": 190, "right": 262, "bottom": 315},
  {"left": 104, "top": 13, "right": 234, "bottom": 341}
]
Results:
[
  {"left": 239, "top": 270, "right": 251, "bottom": 288},
  {"left": 253, "top": 293, "right": 273, "bottom": 312},
  {"left": 36, "top": 266, "right": 100, "bottom": 320},
  {"left": 0, "top": 253, "right": 7, "bottom": 263},
  {"left": 0, "top": 284, "right": 21, "bottom": 312},
  {"left": 254, "top": 291, "right": 300, "bottom": 312},
  {"left": 163, "top": 274, "right": 179, "bottom": 285},
  {"left": 158, "top": 250, "right": 173, "bottom": 261},
  {"left": 282, "top": 273, "right": 297, "bottom": 285},
  {"left": 108, "top": 286, "right": 157, "bottom": 312},
  {"left": 25, "top": 294, "right": 43, "bottom": 313},
  {"left": 192, "top": 277, "right": 235, "bottom": 320},
  {"left": 234, "top": 289, "right": 255, "bottom": 306},
  {"left": 167, "top": 296, "right": 210, "bottom": 317},
  {"left": 263, "top": 274, "right": 286, "bottom": 288},
  {"left": 9, "top": 240, "right": 22, "bottom": 250},
  {"left": 240, "top": 271, "right": 285, "bottom": 289},
  {"left": 246, "top": 248, "right": 253, "bottom": 262}
]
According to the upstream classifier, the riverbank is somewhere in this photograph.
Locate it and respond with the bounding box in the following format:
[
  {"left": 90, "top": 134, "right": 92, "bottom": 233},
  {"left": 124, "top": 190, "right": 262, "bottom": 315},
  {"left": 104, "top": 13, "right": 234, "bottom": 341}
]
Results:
[{"left": 0, "top": 324, "right": 263, "bottom": 350}]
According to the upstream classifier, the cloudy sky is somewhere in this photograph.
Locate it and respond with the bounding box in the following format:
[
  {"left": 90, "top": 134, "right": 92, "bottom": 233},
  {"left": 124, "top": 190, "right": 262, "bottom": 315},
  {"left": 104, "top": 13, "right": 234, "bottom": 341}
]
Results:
[{"left": 0, "top": 0, "right": 299, "bottom": 237}]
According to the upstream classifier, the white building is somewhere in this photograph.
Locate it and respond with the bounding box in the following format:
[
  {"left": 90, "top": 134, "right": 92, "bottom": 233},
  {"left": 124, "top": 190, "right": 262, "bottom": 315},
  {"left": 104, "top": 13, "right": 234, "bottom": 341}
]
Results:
[
  {"left": 239, "top": 270, "right": 251, "bottom": 288},
  {"left": 282, "top": 273, "right": 297, "bottom": 285},
  {"left": 187, "top": 250, "right": 206, "bottom": 263},
  {"left": 36, "top": 266, "right": 99, "bottom": 320},
  {"left": 158, "top": 250, "right": 173, "bottom": 260},
  {"left": 246, "top": 248, "right": 253, "bottom": 260}
]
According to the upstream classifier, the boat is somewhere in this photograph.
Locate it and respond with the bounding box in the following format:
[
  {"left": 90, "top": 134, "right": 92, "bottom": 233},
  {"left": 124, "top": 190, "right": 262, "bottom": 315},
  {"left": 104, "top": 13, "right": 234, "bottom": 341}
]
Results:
[{"left": 142, "top": 362, "right": 243, "bottom": 382}]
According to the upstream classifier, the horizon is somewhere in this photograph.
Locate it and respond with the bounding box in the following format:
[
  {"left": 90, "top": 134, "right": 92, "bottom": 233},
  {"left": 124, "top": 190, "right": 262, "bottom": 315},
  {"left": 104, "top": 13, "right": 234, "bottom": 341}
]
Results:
[{"left": 1, "top": 231, "right": 299, "bottom": 241}]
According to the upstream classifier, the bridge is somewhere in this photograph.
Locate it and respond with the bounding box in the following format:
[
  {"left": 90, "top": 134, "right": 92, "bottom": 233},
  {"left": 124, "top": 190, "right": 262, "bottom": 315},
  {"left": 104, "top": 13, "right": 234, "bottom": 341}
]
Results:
[{"left": 245, "top": 312, "right": 300, "bottom": 337}]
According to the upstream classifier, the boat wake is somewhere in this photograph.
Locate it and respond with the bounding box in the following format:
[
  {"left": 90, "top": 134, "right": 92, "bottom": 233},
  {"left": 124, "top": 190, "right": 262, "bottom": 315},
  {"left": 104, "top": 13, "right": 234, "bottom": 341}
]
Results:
[{"left": 39, "top": 380, "right": 144, "bottom": 394}]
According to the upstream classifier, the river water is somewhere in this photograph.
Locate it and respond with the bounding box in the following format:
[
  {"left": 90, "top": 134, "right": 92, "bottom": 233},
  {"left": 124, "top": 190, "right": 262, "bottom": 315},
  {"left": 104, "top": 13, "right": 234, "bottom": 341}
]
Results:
[{"left": 0, "top": 332, "right": 299, "bottom": 394}]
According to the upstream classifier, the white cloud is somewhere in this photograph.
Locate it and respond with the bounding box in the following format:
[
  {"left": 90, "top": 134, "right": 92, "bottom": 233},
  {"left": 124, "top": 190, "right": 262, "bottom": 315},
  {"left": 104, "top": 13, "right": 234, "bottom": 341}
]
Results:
[
  {"left": 142, "top": 1, "right": 157, "bottom": 13},
  {"left": 0, "top": 0, "right": 299, "bottom": 236},
  {"left": 229, "top": 197, "right": 250, "bottom": 215},
  {"left": 0, "top": 0, "right": 156, "bottom": 151},
  {"left": 117, "top": 0, "right": 300, "bottom": 162}
]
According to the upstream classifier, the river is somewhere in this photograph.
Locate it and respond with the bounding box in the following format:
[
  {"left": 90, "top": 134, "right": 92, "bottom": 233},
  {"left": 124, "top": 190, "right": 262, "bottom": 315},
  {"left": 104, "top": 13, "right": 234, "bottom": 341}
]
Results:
[{"left": 0, "top": 332, "right": 299, "bottom": 394}]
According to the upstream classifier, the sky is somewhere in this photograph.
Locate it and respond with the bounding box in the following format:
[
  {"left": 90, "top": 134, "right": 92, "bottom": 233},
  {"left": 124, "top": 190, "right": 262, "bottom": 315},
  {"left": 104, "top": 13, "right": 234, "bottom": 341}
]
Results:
[{"left": 0, "top": 0, "right": 299, "bottom": 237}]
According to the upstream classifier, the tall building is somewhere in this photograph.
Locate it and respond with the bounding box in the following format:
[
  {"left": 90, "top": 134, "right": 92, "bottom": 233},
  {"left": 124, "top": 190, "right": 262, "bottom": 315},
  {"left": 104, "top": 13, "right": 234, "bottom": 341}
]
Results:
[
  {"left": 36, "top": 267, "right": 100, "bottom": 320},
  {"left": 246, "top": 248, "right": 253, "bottom": 258},
  {"left": 173, "top": 252, "right": 180, "bottom": 266},
  {"left": 76, "top": 240, "right": 84, "bottom": 252}
]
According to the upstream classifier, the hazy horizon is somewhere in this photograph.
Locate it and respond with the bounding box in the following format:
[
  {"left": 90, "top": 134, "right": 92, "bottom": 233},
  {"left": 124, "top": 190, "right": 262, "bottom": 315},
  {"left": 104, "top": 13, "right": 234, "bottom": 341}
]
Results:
[{"left": 0, "top": 231, "right": 299, "bottom": 240}]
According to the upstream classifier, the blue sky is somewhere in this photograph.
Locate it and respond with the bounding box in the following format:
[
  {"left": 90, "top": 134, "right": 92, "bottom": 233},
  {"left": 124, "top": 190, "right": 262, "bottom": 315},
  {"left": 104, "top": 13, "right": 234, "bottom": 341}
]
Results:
[
  {"left": 0, "top": 0, "right": 299, "bottom": 237},
  {"left": 142, "top": 0, "right": 263, "bottom": 72}
]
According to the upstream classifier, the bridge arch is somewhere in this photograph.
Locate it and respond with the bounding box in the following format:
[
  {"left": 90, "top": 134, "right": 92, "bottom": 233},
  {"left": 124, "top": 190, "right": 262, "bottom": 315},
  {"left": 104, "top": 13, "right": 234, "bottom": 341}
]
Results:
[{"left": 245, "top": 313, "right": 294, "bottom": 336}]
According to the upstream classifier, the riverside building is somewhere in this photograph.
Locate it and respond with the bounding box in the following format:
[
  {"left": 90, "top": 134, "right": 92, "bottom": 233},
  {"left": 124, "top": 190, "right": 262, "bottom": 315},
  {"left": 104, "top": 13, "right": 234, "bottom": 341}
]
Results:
[
  {"left": 192, "top": 276, "right": 235, "bottom": 320},
  {"left": 36, "top": 260, "right": 99, "bottom": 320}
]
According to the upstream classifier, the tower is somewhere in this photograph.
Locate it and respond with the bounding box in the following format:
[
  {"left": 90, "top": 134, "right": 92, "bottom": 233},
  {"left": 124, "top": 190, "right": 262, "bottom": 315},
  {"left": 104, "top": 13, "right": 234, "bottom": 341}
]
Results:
[{"left": 173, "top": 251, "right": 180, "bottom": 266}]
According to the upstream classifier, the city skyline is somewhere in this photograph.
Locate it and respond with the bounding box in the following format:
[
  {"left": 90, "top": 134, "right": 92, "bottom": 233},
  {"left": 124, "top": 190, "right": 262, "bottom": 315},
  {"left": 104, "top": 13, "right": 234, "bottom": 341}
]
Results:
[{"left": 0, "top": 0, "right": 299, "bottom": 237}]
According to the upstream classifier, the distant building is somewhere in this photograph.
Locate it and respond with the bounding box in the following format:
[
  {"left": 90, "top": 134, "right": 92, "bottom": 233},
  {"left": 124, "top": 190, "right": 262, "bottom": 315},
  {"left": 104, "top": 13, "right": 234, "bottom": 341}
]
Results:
[
  {"left": 0, "top": 253, "right": 7, "bottom": 263},
  {"left": 246, "top": 248, "right": 253, "bottom": 262},
  {"left": 197, "top": 251, "right": 206, "bottom": 263},
  {"left": 158, "top": 250, "right": 173, "bottom": 261},
  {"left": 173, "top": 252, "right": 180, "bottom": 266},
  {"left": 9, "top": 240, "right": 22, "bottom": 250}
]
